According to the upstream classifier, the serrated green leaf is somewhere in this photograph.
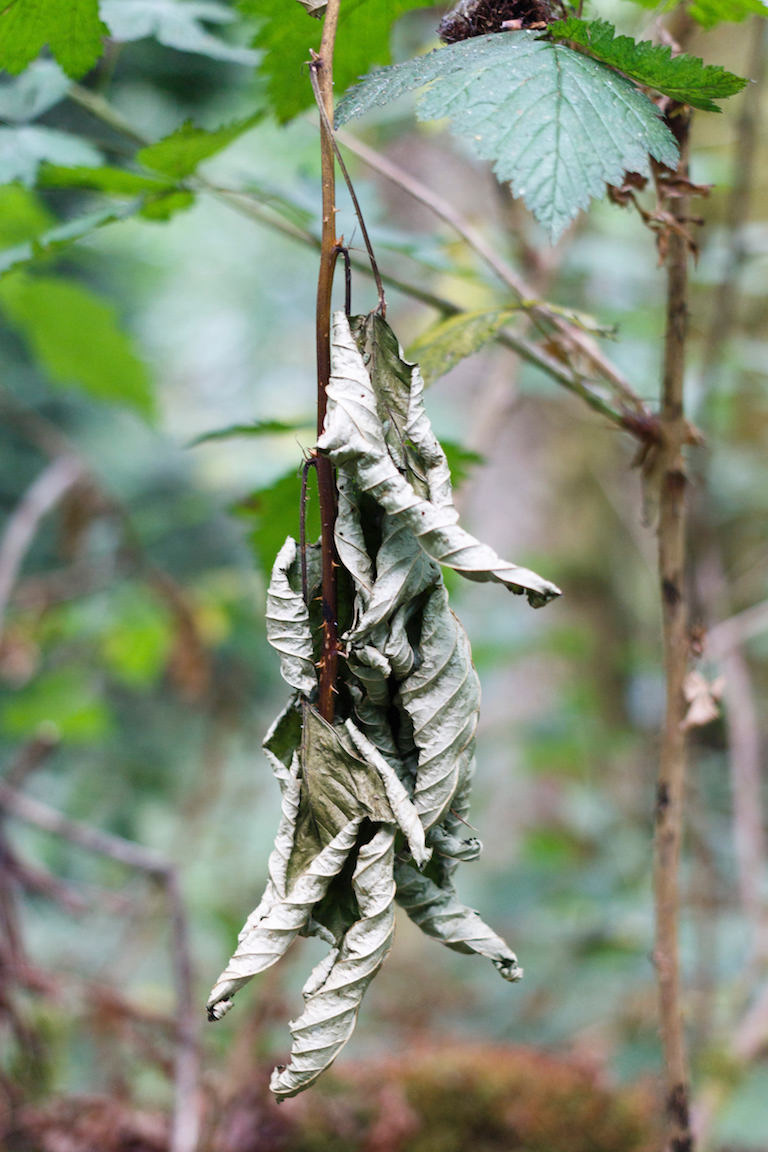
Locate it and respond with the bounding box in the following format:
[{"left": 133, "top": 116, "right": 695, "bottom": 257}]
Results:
[
  {"left": 38, "top": 163, "right": 173, "bottom": 195},
  {"left": 242, "top": 0, "right": 434, "bottom": 124},
  {"left": 0, "top": 0, "right": 106, "bottom": 79},
  {"left": 136, "top": 115, "right": 261, "bottom": 179},
  {"left": 0, "top": 60, "right": 70, "bottom": 122},
  {"left": 0, "top": 125, "right": 102, "bottom": 186},
  {"left": 101, "top": 0, "right": 259, "bottom": 63},
  {"left": 408, "top": 308, "right": 518, "bottom": 385},
  {"left": 336, "top": 31, "right": 679, "bottom": 241},
  {"left": 0, "top": 272, "right": 155, "bottom": 417},
  {"left": 549, "top": 18, "right": 747, "bottom": 112}
]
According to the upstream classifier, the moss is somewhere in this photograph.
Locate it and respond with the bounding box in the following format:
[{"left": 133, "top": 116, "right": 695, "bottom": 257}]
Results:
[{"left": 284, "top": 1045, "right": 657, "bottom": 1152}]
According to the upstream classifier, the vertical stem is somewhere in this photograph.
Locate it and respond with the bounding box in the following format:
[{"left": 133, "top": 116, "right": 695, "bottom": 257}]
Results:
[
  {"left": 314, "top": 0, "right": 341, "bottom": 721},
  {"left": 654, "top": 108, "right": 695, "bottom": 1152}
]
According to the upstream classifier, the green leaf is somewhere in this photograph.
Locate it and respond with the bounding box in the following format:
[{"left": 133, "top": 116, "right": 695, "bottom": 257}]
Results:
[
  {"left": 137, "top": 188, "right": 196, "bottom": 220},
  {"left": 190, "top": 417, "right": 313, "bottom": 446},
  {"left": 0, "top": 60, "right": 71, "bottom": 122},
  {"left": 38, "top": 163, "right": 173, "bottom": 195},
  {"left": 243, "top": 0, "right": 434, "bottom": 124},
  {"left": 136, "top": 115, "right": 261, "bottom": 179},
  {"left": 101, "top": 0, "right": 259, "bottom": 64},
  {"left": 0, "top": 0, "right": 106, "bottom": 78},
  {"left": 336, "top": 31, "right": 679, "bottom": 241},
  {"left": 549, "top": 18, "right": 747, "bottom": 113},
  {"left": 408, "top": 308, "right": 518, "bottom": 386},
  {"left": 237, "top": 467, "right": 319, "bottom": 580},
  {"left": 624, "top": 0, "right": 768, "bottom": 27},
  {"left": 0, "top": 184, "right": 54, "bottom": 248},
  {"left": 1, "top": 668, "right": 112, "bottom": 743},
  {"left": 0, "top": 272, "right": 155, "bottom": 417},
  {"left": 690, "top": 0, "right": 768, "bottom": 26},
  {"left": 0, "top": 125, "right": 102, "bottom": 186}
]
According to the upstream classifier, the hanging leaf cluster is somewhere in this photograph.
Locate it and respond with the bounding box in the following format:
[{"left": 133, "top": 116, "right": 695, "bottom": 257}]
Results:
[{"left": 206, "top": 311, "right": 560, "bottom": 1097}]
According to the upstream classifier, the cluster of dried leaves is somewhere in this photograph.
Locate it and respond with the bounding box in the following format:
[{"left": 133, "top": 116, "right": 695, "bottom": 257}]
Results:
[{"left": 207, "top": 312, "right": 560, "bottom": 1096}]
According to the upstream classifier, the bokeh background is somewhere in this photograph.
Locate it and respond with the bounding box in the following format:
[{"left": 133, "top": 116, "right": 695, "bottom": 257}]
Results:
[{"left": 1, "top": 2, "right": 766, "bottom": 1149}]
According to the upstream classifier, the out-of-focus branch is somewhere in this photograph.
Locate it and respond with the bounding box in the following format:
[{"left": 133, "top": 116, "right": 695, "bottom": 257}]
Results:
[
  {"left": 336, "top": 127, "right": 651, "bottom": 417},
  {"left": 0, "top": 456, "right": 85, "bottom": 643},
  {"left": 0, "top": 780, "right": 201, "bottom": 1152},
  {"left": 653, "top": 105, "right": 695, "bottom": 1152}
]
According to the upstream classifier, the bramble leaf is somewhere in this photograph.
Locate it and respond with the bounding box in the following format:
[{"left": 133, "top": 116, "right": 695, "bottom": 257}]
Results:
[
  {"left": 408, "top": 308, "right": 518, "bottom": 385},
  {"left": 136, "top": 115, "right": 262, "bottom": 179},
  {"left": 549, "top": 18, "right": 748, "bottom": 112},
  {"left": 0, "top": 0, "right": 106, "bottom": 79},
  {"left": 336, "top": 31, "right": 679, "bottom": 240},
  {"left": 241, "top": 0, "right": 434, "bottom": 123},
  {"left": 0, "top": 272, "right": 155, "bottom": 417}
]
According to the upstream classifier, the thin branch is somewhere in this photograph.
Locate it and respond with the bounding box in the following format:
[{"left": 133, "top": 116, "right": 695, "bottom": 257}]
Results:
[
  {"left": 653, "top": 106, "right": 695, "bottom": 1152},
  {"left": 310, "top": 63, "right": 385, "bottom": 315},
  {"left": 336, "top": 127, "right": 649, "bottom": 415},
  {"left": 313, "top": 0, "right": 342, "bottom": 722},
  {"left": 66, "top": 85, "right": 638, "bottom": 429},
  {"left": 0, "top": 780, "right": 201, "bottom": 1152},
  {"left": 0, "top": 455, "right": 85, "bottom": 643}
]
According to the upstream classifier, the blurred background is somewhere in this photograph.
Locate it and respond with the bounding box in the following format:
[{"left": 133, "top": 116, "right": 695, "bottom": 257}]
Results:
[{"left": 0, "top": 1, "right": 766, "bottom": 1149}]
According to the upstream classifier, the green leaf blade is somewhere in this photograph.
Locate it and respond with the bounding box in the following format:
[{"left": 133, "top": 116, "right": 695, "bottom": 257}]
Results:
[
  {"left": 245, "top": 0, "right": 435, "bottom": 124},
  {"left": 136, "top": 115, "right": 261, "bottom": 179},
  {"left": 337, "top": 32, "right": 679, "bottom": 240},
  {"left": 549, "top": 18, "right": 748, "bottom": 113},
  {"left": 0, "top": 272, "right": 155, "bottom": 417},
  {"left": 0, "top": 0, "right": 106, "bottom": 79}
]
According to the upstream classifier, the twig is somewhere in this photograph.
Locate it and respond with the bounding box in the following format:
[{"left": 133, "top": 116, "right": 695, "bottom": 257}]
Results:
[
  {"left": 336, "top": 127, "right": 649, "bottom": 415},
  {"left": 310, "top": 65, "right": 385, "bottom": 315},
  {"left": 66, "top": 85, "right": 639, "bottom": 429},
  {"left": 653, "top": 105, "right": 696, "bottom": 1152},
  {"left": 0, "top": 780, "right": 201, "bottom": 1152},
  {"left": 0, "top": 455, "right": 85, "bottom": 643},
  {"left": 312, "top": 0, "right": 343, "bottom": 722}
]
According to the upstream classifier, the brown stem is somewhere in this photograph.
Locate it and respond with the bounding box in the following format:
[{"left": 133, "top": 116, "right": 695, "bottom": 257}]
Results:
[
  {"left": 314, "top": 0, "right": 342, "bottom": 722},
  {"left": 653, "top": 107, "right": 695, "bottom": 1152}
]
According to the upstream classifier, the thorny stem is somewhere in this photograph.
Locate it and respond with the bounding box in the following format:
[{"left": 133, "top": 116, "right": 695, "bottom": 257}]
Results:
[
  {"left": 653, "top": 107, "right": 695, "bottom": 1152},
  {"left": 310, "top": 66, "right": 386, "bottom": 316},
  {"left": 313, "top": 0, "right": 342, "bottom": 722}
]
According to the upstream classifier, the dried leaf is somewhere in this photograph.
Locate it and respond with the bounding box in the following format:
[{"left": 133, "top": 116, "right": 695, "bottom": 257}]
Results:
[
  {"left": 270, "top": 827, "right": 397, "bottom": 1098},
  {"left": 265, "top": 536, "right": 317, "bottom": 697},
  {"left": 319, "top": 312, "right": 561, "bottom": 609}
]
